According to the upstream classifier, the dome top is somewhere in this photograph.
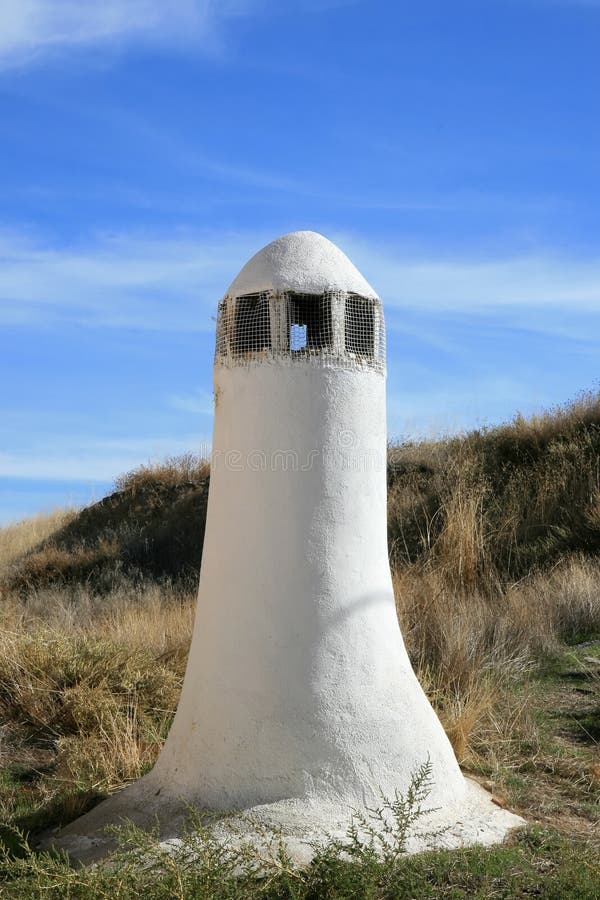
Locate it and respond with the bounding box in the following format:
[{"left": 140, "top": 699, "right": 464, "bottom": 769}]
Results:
[{"left": 226, "top": 231, "right": 378, "bottom": 299}]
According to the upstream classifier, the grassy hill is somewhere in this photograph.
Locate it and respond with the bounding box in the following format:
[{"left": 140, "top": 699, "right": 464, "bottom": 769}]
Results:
[
  {"left": 2, "top": 455, "right": 210, "bottom": 594},
  {"left": 0, "top": 394, "right": 599, "bottom": 897},
  {"left": 5, "top": 391, "right": 600, "bottom": 594}
]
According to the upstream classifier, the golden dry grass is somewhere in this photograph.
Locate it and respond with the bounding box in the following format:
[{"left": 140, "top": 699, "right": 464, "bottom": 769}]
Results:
[
  {"left": 114, "top": 452, "right": 210, "bottom": 493},
  {"left": 1, "top": 395, "right": 599, "bottom": 838},
  {"left": 2, "top": 551, "right": 596, "bottom": 808},
  {"left": 394, "top": 545, "right": 600, "bottom": 769},
  {"left": 0, "top": 588, "right": 193, "bottom": 805},
  {"left": 3, "top": 456, "right": 211, "bottom": 594},
  {"left": 387, "top": 390, "right": 600, "bottom": 580},
  {"left": 0, "top": 508, "right": 78, "bottom": 571}
]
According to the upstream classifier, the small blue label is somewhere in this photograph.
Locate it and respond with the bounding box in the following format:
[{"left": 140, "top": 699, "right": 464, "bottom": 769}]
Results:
[{"left": 290, "top": 323, "right": 307, "bottom": 351}]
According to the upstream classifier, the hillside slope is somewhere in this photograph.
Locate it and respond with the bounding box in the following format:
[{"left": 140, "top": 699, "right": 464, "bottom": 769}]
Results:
[
  {"left": 0, "top": 395, "right": 598, "bottom": 894},
  {"left": 4, "top": 392, "right": 599, "bottom": 594}
]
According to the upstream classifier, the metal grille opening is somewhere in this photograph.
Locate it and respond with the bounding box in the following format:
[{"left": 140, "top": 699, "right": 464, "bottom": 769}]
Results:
[{"left": 215, "top": 290, "right": 385, "bottom": 371}]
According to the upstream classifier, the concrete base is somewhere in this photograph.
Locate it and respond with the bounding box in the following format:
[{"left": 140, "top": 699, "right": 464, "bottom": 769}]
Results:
[{"left": 40, "top": 777, "right": 524, "bottom": 867}]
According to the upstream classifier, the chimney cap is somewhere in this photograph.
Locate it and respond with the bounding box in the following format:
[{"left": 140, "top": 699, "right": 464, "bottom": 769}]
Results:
[{"left": 226, "top": 231, "right": 378, "bottom": 300}]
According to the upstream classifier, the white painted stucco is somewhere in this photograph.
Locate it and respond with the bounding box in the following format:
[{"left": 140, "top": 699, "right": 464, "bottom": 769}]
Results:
[
  {"left": 153, "top": 359, "right": 465, "bottom": 809},
  {"left": 226, "top": 231, "right": 377, "bottom": 298},
  {"left": 47, "top": 232, "right": 523, "bottom": 864}
]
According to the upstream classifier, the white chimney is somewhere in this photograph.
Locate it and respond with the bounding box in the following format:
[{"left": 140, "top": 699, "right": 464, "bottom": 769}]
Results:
[{"left": 52, "top": 231, "right": 523, "bottom": 862}]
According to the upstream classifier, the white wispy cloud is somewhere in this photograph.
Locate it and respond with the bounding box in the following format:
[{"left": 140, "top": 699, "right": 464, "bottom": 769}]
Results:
[
  {"left": 2, "top": 228, "right": 598, "bottom": 516},
  {"left": 0, "top": 0, "right": 261, "bottom": 68},
  {"left": 340, "top": 236, "right": 600, "bottom": 315},
  {"left": 0, "top": 406, "right": 212, "bottom": 520},
  {"left": 0, "top": 0, "right": 358, "bottom": 70},
  {"left": 2, "top": 228, "right": 599, "bottom": 334},
  {"left": 0, "top": 228, "right": 263, "bottom": 330},
  {"left": 0, "top": 432, "right": 211, "bottom": 482}
]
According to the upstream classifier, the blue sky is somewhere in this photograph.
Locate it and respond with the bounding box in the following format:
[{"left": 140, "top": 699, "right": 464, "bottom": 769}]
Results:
[{"left": 1, "top": 0, "right": 599, "bottom": 524}]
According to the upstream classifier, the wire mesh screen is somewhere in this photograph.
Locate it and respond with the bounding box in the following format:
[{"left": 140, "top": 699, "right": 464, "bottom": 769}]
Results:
[
  {"left": 345, "top": 295, "right": 375, "bottom": 360},
  {"left": 215, "top": 293, "right": 271, "bottom": 358},
  {"left": 215, "top": 291, "right": 385, "bottom": 371},
  {"left": 235, "top": 294, "right": 271, "bottom": 353}
]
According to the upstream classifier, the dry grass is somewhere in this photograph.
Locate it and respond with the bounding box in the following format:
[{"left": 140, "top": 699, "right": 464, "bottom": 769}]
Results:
[
  {"left": 115, "top": 452, "right": 210, "bottom": 493},
  {"left": 1, "top": 552, "right": 596, "bottom": 824},
  {"left": 0, "top": 583, "right": 194, "bottom": 814},
  {"left": 0, "top": 508, "right": 78, "bottom": 571},
  {"left": 493, "top": 389, "right": 600, "bottom": 449},
  {"left": 3, "top": 580, "right": 195, "bottom": 656},
  {"left": 387, "top": 390, "right": 600, "bottom": 579},
  {"left": 7, "top": 392, "right": 599, "bottom": 595},
  {"left": 3, "top": 457, "right": 211, "bottom": 594},
  {"left": 394, "top": 536, "right": 600, "bottom": 769},
  {"left": 0, "top": 395, "right": 599, "bottom": 841}
]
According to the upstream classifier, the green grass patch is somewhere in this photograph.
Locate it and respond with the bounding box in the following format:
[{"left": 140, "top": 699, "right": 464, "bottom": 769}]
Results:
[{"left": 0, "top": 826, "right": 598, "bottom": 899}]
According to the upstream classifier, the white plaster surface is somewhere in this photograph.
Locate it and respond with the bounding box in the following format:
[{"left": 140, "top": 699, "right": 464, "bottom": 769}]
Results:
[
  {"left": 153, "top": 361, "right": 466, "bottom": 810},
  {"left": 45, "top": 233, "right": 524, "bottom": 865},
  {"left": 226, "top": 231, "right": 378, "bottom": 298},
  {"left": 45, "top": 777, "right": 522, "bottom": 867}
]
